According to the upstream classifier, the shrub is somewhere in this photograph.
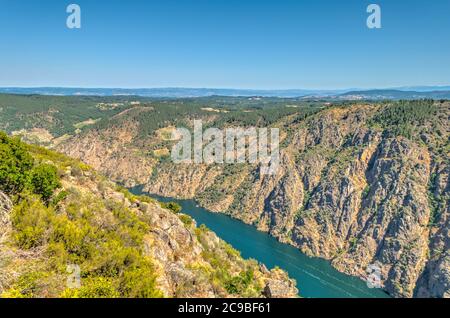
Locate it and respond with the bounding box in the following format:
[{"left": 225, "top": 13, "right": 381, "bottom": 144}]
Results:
[
  {"left": 11, "top": 195, "right": 53, "bottom": 249},
  {"left": 224, "top": 243, "right": 241, "bottom": 258},
  {"left": 50, "top": 190, "right": 68, "bottom": 207},
  {"left": 224, "top": 269, "right": 256, "bottom": 295},
  {"left": 30, "top": 163, "right": 61, "bottom": 204},
  {"left": 0, "top": 271, "right": 49, "bottom": 298},
  {"left": 194, "top": 224, "right": 210, "bottom": 239},
  {"left": 77, "top": 277, "right": 120, "bottom": 298},
  {"left": 179, "top": 214, "right": 194, "bottom": 226},
  {"left": 160, "top": 201, "right": 182, "bottom": 214},
  {"left": 50, "top": 216, "right": 89, "bottom": 257},
  {"left": 119, "top": 263, "right": 163, "bottom": 298},
  {"left": 0, "top": 132, "right": 34, "bottom": 195},
  {"left": 1, "top": 289, "right": 27, "bottom": 298}
]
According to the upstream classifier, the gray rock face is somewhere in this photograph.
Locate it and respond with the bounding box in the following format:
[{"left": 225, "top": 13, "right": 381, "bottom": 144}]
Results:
[
  {"left": 0, "top": 191, "right": 13, "bottom": 293},
  {"left": 414, "top": 163, "right": 450, "bottom": 298},
  {"left": 0, "top": 191, "right": 12, "bottom": 217},
  {"left": 0, "top": 191, "right": 12, "bottom": 241}
]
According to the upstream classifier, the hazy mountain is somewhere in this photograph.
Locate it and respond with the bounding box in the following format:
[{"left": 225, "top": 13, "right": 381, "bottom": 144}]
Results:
[
  {"left": 336, "top": 89, "right": 450, "bottom": 100},
  {"left": 1, "top": 87, "right": 450, "bottom": 100},
  {"left": 0, "top": 87, "right": 346, "bottom": 98},
  {"left": 394, "top": 86, "right": 450, "bottom": 92}
]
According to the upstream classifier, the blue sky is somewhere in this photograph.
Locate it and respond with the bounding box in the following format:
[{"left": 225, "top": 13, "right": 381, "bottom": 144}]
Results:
[{"left": 0, "top": 0, "right": 449, "bottom": 89}]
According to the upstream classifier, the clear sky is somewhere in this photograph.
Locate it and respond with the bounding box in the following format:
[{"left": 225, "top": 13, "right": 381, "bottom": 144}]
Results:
[{"left": 0, "top": 0, "right": 449, "bottom": 89}]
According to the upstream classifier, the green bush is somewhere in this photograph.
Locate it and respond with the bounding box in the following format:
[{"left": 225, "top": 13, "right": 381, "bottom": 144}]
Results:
[
  {"left": 160, "top": 201, "right": 182, "bottom": 214},
  {"left": 11, "top": 195, "right": 53, "bottom": 249},
  {"left": 179, "top": 214, "right": 194, "bottom": 226},
  {"left": 224, "top": 269, "right": 255, "bottom": 295},
  {"left": 30, "top": 164, "right": 61, "bottom": 204},
  {"left": 0, "top": 132, "right": 61, "bottom": 203},
  {"left": 50, "top": 216, "right": 90, "bottom": 257},
  {"left": 0, "top": 131, "right": 33, "bottom": 194},
  {"left": 119, "top": 263, "right": 164, "bottom": 298},
  {"left": 76, "top": 277, "right": 120, "bottom": 298},
  {"left": 50, "top": 190, "right": 68, "bottom": 207},
  {"left": 1, "top": 271, "right": 49, "bottom": 298}
]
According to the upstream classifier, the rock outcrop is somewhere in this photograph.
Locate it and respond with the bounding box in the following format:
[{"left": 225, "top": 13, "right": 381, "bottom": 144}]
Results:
[{"left": 0, "top": 191, "right": 12, "bottom": 242}]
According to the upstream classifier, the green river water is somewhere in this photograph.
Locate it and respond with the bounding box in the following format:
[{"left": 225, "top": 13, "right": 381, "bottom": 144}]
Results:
[{"left": 131, "top": 188, "right": 390, "bottom": 298}]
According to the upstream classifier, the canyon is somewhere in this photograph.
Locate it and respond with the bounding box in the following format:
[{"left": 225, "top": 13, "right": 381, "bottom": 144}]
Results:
[
  {"left": 1, "top": 94, "right": 448, "bottom": 298},
  {"left": 53, "top": 100, "right": 449, "bottom": 298}
]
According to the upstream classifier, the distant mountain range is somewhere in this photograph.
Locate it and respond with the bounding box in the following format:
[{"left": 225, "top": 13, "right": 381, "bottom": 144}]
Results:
[
  {"left": 332, "top": 89, "right": 450, "bottom": 100},
  {"left": 0, "top": 86, "right": 449, "bottom": 100}
]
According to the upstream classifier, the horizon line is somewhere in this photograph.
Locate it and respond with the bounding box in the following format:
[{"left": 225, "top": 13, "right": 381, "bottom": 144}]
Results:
[{"left": 1, "top": 85, "right": 450, "bottom": 91}]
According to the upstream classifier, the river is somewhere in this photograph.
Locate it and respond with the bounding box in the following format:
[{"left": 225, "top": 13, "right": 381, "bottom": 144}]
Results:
[{"left": 131, "top": 188, "right": 390, "bottom": 298}]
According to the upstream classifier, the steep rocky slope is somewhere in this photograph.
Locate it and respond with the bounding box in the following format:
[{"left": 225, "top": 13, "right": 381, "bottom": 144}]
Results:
[
  {"left": 55, "top": 100, "right": 449, "bottom": 298},
  {"left": 0, "top": 137, "right": 297, "bottom": 298}
]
